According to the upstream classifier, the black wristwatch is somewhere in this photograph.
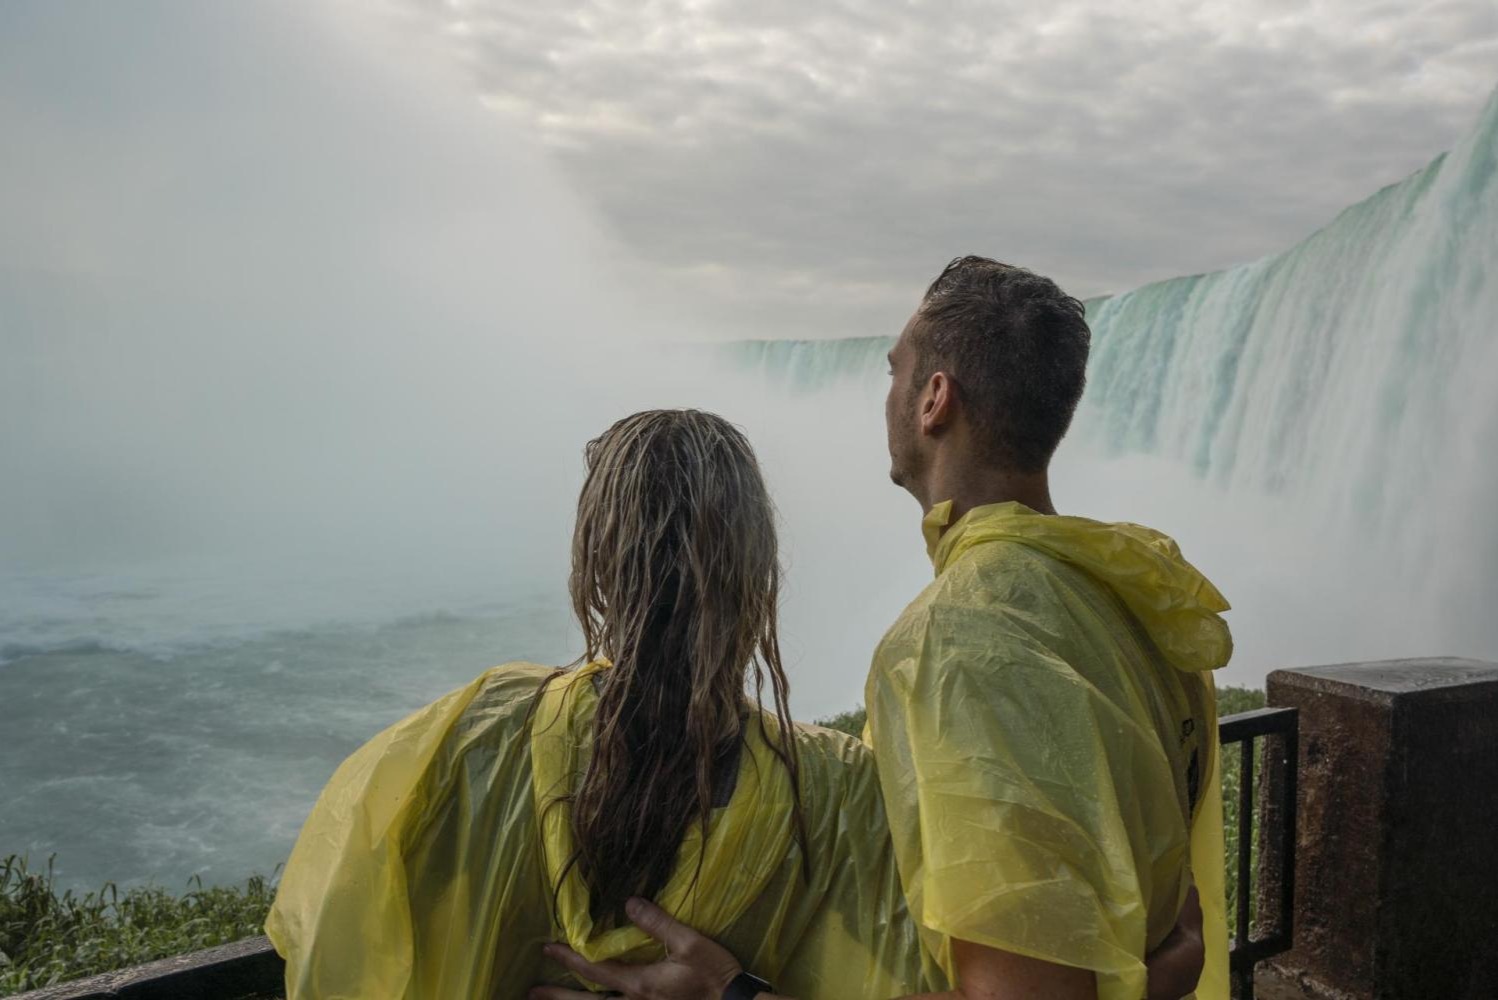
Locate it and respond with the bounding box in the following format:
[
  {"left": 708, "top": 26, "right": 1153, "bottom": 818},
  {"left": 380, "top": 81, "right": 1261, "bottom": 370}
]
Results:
[{"left": 722, "top": 970, "right": 773, "bottom": 1000}]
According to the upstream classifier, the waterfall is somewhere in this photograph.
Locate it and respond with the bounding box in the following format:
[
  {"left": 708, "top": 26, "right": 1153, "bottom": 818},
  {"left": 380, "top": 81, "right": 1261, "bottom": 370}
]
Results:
[{"left": 718, "top": 86, "right": 1498, "bottom": 671}]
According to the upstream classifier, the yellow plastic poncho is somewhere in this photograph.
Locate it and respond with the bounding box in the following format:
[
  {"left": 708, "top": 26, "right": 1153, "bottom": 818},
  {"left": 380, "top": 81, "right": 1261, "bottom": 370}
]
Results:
[
  {"left": 264, "top": 661, "right": 944, "bottom": 999},
  {"left": 865, "top": 500, "right": 1231, "bottom": 1000}
]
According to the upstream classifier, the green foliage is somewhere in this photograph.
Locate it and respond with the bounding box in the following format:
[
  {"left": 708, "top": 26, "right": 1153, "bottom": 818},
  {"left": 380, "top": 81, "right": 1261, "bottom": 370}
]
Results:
[
  {"left": 1216, "top": 685, "right": 1268, "bottom": 718},
  {"left": 1217, "top": 685, "right": 1268, "bottom": 939},
  {"left": 813, "top": 706, "right": 866, "bottom": 737},
  {"left": 0, "top": 854, "right": 278, "bottom": 996}
]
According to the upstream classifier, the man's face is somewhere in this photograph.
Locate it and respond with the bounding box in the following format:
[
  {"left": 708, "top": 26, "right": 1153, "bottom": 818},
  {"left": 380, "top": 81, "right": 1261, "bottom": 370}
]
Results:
[{"left": 885, "top": 311, "right": 925, "bottom": 495}]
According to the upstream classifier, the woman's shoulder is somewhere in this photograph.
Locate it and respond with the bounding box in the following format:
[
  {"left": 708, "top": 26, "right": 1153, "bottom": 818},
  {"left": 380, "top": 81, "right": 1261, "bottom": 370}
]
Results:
[
  {"left": 786, "top": 719, "right": 879, "bottom": 804},
  {"left": 790, "top": 720, "right": 870, "bottom": 762},
  {"left": 389, "top": 662, "right": 559, "bottom": 825},
  {"left": 445, "top": 660, "right": 561, "bottom": 742},
  {"left": 772, "top": 721, "right": 889, "bottom": 871},
  {"left": 471, "top": 660, "right": 562, "bottom": 705}
]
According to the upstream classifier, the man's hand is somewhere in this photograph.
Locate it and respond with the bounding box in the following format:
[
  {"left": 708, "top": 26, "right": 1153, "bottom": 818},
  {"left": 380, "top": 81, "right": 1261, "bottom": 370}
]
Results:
[
  {"left": 530, "top": 887, "right": 1205, "bottom": 1000},
  {"left": 529, "top": 898, "right": 745, "bottom": 1000},
  {"left": 1145, "top": 886, "right": 1204, "bottom": 1000}
]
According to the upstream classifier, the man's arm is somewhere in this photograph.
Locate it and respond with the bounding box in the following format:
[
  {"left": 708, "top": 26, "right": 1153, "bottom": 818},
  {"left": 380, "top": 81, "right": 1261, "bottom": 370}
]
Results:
[
  {"left": 529, "top": 893, "right": 1204, "bottom": 1000},
  {"left": 943, "top": 939, "right": 1095, "bottom": 1000}
]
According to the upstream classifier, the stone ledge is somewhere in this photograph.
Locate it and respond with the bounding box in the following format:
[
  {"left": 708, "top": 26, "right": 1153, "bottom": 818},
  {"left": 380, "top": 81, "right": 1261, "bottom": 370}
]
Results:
[{"left": 1269, "top": 657, "right": 1498, "bottom": 703}]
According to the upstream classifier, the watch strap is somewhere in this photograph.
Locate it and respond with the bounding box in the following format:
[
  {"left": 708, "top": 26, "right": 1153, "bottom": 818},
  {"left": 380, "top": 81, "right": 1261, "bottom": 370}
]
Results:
[{"left": 722, "top": 970, "right": 773, "bottom": 1000}]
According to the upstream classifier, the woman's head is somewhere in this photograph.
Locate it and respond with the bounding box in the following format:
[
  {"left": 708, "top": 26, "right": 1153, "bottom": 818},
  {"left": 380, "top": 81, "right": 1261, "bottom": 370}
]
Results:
[
  {"left": 563, "top": 410, "right": 801, "bottom": 919},
  {"left": 571, "top": 408, "right": 779, "bottom": 685}
]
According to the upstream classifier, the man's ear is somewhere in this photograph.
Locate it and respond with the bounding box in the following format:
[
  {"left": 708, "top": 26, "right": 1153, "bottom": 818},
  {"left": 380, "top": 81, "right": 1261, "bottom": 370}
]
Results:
[{"left": 920, "top": 371, "right": 955, "bottom": 435}]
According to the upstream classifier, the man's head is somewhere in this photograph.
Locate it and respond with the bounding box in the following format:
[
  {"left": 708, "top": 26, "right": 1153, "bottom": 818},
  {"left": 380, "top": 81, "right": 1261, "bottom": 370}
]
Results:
[{"left": 885, "top": 256, "right": 1091, "bottom": 506}]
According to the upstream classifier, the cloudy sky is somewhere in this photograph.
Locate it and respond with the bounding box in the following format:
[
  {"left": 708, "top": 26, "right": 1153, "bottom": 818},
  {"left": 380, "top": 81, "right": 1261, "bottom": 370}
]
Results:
[{"left": 397, "top": 0, "right": 1498, "bottom": 339}]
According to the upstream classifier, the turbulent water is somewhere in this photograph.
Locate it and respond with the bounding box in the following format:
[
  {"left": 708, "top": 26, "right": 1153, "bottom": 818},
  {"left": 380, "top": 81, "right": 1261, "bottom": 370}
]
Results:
[
  {"left": 0, "top": 1, "right": 926, "bottom": 894},
  {"left": 2, "top": 2, "right": 1495, "bottom": 894}
]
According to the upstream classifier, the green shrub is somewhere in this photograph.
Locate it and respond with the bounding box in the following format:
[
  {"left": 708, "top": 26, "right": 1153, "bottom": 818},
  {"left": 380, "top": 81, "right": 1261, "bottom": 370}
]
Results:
[
  {"left": 0, "top": 854, "right": 278, "bottom": 996},
  {"left": 1217, "top": 685, "right": 1268, "bottom": 718},
  {"left": 1218, "top": 686, "right": 1268, "bottom": 938},
  {"left": 812, "top": 706, "right": 867, "bottom": 737}
]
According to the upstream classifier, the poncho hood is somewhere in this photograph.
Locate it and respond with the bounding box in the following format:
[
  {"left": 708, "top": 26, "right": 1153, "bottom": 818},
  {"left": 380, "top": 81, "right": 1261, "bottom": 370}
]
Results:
[{"left": 923, "top": 499, "right": 1232, "bottom": 673}]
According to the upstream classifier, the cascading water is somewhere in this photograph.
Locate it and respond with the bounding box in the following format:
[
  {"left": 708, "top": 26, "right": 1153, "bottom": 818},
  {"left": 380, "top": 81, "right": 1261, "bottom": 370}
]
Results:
[
  {"left": 1078, "top": 89, "right": 1498, "bottom": 658},
  {"left": 719, "top": 85, "right": 1498, "bottom": 686}
]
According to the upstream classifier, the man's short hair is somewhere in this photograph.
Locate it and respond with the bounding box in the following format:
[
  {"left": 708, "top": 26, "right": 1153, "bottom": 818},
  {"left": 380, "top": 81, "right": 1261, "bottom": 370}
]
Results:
[{"left": 912, "top": 255, "right": 1091, "bottom": 473}]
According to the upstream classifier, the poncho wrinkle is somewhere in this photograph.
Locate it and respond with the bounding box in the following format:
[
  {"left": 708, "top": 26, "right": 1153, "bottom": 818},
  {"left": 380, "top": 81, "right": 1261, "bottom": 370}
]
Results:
[
  {"left": 266, "top": 662, "right": 944, "bottom": 999},
  {"left": 870, "top": 500, "right": 1231, "bottom": 1000},
  {"left": 264, "top": 498, "right": 1229, "bottom": 1000}
]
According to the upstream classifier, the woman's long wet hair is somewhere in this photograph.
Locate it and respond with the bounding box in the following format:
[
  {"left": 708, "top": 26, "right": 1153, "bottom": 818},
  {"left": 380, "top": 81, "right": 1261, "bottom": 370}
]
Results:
[{"left": 549, "top": 409, "right": 805, "bottom": 922}]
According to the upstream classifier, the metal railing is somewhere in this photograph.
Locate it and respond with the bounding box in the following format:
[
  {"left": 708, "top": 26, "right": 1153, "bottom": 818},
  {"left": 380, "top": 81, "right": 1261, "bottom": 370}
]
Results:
[{"left": 1218, "top": 706, "right": 1299, "bottom": 999}]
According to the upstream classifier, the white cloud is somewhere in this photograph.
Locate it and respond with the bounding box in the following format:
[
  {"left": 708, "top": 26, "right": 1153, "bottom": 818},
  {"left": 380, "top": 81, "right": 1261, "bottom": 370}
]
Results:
[{"left": 406, "top": 0, "right": 1498, "bottom": 338}]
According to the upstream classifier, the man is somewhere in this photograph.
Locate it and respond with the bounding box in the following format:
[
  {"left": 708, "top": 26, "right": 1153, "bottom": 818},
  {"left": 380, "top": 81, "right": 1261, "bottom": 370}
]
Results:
[{"left": 535, "top": 257, "right": 1231, "bottom": 1000}]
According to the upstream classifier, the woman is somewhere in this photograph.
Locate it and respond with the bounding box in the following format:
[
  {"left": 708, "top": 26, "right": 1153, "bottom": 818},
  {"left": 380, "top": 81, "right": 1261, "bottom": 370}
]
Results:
[{"left": 265, "top": 409, "right": 1200, "bottom": 999}]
